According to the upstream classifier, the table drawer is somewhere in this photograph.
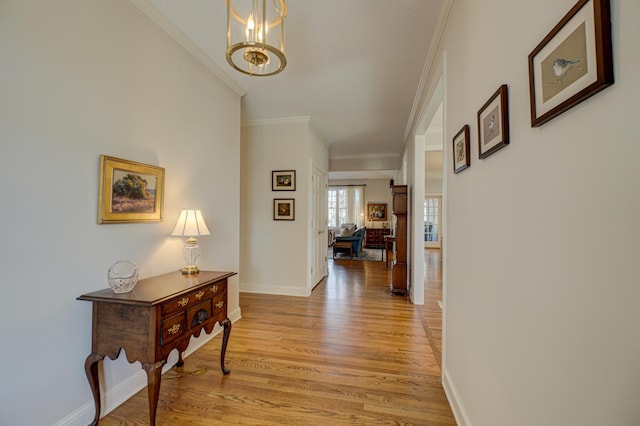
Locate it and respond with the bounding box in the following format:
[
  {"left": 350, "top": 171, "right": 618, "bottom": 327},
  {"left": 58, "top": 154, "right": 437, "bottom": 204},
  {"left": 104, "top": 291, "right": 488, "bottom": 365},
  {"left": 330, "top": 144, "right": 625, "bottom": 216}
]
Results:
[
  {"left": 212, "top": 292, "right": 227, "bottom": 320},
  {"left": 208, "top": 280, "right": 226, "bottom": 298},
  {"left": 187, "top": 300, "right": 212, "bottom": 329},
  {"left": 161, "top": 287, "right": 210, "bottom": 318},
  {"left": 161, "top": 312, "right": 186, "bottom": 346}
]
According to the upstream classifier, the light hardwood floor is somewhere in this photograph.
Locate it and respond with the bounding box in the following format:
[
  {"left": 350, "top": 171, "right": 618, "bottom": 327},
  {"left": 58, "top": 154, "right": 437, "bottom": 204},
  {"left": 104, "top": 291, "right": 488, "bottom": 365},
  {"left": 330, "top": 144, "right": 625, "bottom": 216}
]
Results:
[{"left": 100, "top": 257, "right": 455, "bottom": 425}]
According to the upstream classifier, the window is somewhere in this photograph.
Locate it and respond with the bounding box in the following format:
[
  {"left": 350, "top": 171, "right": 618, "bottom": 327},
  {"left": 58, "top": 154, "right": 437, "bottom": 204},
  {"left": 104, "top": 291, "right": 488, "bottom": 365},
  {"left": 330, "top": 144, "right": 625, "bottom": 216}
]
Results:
[
  {"left": 328, "top": 186, "right": 364, "bottom": 228},
  {"left": 424, "top": 197, "right": 439, "bottom": 242}
]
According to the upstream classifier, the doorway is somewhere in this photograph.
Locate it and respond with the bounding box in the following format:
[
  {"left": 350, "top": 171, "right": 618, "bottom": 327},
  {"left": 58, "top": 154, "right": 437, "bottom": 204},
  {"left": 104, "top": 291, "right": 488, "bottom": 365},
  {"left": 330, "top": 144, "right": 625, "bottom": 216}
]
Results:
[{"left": 311, "top": 165, "right": 328, "bottom": 289}]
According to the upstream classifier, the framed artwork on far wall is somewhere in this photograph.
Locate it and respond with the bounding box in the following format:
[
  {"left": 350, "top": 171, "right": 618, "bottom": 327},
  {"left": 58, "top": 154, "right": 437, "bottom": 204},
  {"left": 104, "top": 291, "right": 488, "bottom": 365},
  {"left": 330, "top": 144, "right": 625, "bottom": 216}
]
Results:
[
  {"left": 272, "top": 170, "right": 296, "bottom": 191},
  {"left": 452, "top": 124, "right": 471, "bottom": 174},
  {"left": 97, "top": 155, "right": 165, "bottom": 224},
  {"left": 367, "top": 203, "right": 387, "bottom": 221},
  {"left": 477, "top": 84, "right": 510, "bottom": 159},
  {"left": 528, "top": 0, "right": 613, "bottom": 127},
  {"left": 274, "top": 199, "right": 295, "bottom": 221}
]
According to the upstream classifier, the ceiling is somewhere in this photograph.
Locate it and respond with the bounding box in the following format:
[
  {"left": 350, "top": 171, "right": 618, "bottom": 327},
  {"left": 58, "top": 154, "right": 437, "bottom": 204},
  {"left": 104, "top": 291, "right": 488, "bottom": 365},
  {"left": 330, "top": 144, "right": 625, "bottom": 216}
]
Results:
[{"left": 138, "top": 0, "right": 446, "bottom": 175}]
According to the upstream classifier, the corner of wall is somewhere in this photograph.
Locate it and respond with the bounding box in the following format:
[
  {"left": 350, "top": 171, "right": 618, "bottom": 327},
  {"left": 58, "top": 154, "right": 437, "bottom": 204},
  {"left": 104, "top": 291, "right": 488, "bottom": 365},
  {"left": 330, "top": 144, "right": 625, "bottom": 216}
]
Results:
[{"left": 442, "top": 367, "right": 471, "bottom": 426}]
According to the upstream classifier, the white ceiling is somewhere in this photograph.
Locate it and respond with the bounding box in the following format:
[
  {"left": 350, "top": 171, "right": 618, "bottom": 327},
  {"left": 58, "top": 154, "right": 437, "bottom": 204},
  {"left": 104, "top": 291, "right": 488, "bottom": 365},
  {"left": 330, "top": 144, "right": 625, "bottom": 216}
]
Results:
[{"left": 138, "top": 0, "right": 446, "bottom": 172}]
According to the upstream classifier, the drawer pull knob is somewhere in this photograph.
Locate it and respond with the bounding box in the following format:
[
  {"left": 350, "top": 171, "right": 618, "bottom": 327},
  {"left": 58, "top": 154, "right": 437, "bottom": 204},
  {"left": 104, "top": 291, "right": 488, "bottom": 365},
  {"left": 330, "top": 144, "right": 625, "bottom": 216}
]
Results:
[
  {"left": 215, "top": 301, "right": 225, "bottom": 309},
  {"left": 177, "top": 297, "right": 189, "bottom": 307},
  {"left": 195, "top": 291, "right": 205, "bottom": 300},
  {"left": 210, "top": 285, "right": 219, "bottom": 293},
  {"left": 167, "top": 324, "right": 181, "bottom": 335}
]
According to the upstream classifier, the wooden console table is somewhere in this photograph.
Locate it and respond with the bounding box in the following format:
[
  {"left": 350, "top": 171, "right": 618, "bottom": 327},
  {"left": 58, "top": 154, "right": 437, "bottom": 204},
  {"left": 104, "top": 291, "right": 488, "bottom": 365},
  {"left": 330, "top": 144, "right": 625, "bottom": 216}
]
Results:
[
  {"left": 78, "top": 270, "right": 236, "bottom": 425},
  {"left": 365, "top": 228, "right": 391, "bottom": 262}
]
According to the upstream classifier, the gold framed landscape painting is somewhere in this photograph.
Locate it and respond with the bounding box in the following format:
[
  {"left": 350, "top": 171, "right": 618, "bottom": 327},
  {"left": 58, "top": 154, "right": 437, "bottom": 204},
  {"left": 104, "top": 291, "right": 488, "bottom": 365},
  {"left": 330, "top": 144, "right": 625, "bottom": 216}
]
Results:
[
  {"left": 98, "top": 155, "right": 165, "bottom": 224},
  {"left": 528, "top": 0, "right": 613, "bottom": 127}
]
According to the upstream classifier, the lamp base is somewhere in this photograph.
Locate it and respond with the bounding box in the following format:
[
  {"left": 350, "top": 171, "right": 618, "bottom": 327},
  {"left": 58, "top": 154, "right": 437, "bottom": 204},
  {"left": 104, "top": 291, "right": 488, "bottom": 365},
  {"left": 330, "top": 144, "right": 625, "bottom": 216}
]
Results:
[{"left": 180, "top": 265, "right": 200, "bottom": 275}]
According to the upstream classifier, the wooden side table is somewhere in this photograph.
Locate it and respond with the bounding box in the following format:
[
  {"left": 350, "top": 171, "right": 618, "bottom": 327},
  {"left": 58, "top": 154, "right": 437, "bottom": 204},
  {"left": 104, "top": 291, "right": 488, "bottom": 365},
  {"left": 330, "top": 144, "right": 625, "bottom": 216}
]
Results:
[{"left": 78, "top": 270, "right": 236, "bottom": 425}]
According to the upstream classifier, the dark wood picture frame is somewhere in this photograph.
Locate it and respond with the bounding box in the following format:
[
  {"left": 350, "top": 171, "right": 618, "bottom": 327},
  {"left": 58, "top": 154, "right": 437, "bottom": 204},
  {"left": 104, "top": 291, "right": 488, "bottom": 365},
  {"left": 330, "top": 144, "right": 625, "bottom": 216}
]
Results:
[
  {"left": 528, "top": 0, "right": 613, "bottom": 127},
  {"left": 97, "top": 155, "right": 165, "bottom": 224},
  {"left": 272, "top": 170, "right": 296, "bottom": 191},
  {"left": 477, "top": 85, "right": 510, "bottom": 159},
  {"left": 274, "top": 198, "right": 295, "bottom": 220},
  {"left": 452, "top": 124, "right": 471, "bottom": 173}
]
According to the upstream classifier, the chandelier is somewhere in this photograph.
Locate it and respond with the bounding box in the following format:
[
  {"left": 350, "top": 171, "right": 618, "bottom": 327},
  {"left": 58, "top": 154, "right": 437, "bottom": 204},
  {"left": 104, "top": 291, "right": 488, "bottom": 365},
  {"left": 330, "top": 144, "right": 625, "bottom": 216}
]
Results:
[{"left": 226, "top": 0, "right": 287, "bottom": 77}]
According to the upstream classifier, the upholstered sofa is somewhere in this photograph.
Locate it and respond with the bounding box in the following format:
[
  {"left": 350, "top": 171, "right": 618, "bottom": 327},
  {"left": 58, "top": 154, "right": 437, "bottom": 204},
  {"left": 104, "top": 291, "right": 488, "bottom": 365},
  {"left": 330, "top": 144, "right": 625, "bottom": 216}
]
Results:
[{"left": 334, "top": 226, "right": 366, "bottom": 256}]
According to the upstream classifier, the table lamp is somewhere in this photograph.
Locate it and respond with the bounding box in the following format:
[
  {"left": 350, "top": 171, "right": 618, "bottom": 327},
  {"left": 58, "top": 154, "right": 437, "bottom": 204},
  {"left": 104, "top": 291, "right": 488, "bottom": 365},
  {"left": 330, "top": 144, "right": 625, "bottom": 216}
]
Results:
[{"left": 171, "top": 209, "right": 210, "bottom": 275}]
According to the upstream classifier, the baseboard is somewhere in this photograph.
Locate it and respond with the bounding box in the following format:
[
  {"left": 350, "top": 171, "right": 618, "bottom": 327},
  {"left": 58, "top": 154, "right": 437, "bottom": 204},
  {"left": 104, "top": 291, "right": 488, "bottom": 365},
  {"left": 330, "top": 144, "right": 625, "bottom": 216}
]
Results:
[
  {"left": 442, "top": 366, "right": 472, "bottom": 426},
  {"left": 53, "top": 307, "right": 242, "bottom": 426},
  {"left": 52, "top": 370, "right": 148, "bottom": 426},
  {"left": 240, "top": 282, "right": 311, "bottom": 297}
]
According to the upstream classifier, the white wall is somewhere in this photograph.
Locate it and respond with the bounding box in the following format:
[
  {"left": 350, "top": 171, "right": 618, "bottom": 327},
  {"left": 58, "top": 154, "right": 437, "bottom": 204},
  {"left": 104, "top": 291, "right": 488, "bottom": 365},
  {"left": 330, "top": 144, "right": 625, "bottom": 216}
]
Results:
[
  {"left": 0, "top": 1, "right": 241, "bottom": 425},
  {"left": 416, "top": 0, "right": 640, "bottom": 424},
  {"left": 425, "top": 179, "right": 443, "bottom": 194},
  {"left": 240, "top": 118, "right": 328, "bottom": 296}
]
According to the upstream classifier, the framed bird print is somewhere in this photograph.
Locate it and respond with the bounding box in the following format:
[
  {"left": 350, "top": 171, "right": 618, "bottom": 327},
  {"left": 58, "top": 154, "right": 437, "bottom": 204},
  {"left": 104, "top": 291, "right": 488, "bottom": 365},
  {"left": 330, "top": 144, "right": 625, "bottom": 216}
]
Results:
[
  {"left": 452, "top": 124, "right": 470, "bottom": 173},
  {"left": 528, "top": 0, "right": 613, "bottom": 127},
  {"left": 477, "top": 85, "right": 509, "bottom": 159}
]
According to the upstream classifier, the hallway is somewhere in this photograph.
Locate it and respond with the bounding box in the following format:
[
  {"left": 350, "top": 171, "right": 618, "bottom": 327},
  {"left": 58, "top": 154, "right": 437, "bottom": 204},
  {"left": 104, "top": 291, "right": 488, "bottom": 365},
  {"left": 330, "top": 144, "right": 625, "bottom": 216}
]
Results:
[{"left": 101, "top": 258, "right": 455, "bottom": 425}]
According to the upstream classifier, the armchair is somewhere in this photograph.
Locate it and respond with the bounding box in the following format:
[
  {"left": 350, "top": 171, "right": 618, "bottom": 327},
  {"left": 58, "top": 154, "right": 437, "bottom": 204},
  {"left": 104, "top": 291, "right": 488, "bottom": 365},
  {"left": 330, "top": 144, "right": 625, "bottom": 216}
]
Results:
[{"left": 335, "top": 227, "right": 366, "bottom": 256}]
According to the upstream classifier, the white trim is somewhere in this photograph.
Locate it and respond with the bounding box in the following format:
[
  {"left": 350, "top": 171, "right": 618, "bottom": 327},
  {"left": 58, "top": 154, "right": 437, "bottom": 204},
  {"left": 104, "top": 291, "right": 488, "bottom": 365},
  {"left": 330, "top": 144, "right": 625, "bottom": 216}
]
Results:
[
  {"left": 442, "top": 367, "right": 472, "bottom": 426},
  {"left": 128, "top": 0, "right": 246, "bottom": 97},
  {"left": 308, "top": 118, "right": 331, "bottom": 150},
  {"left": 242, "top": 116, "right": 313, "bottom": 128},
  {"left": 242, "top": 116, "right": 331, "bottom": 149},
  {"left": 240, "top": 284, "right": 311, "bottom": 297},
  {"left": 330, "top": 152, "right": 401, "bottom": 161},
  {"left": 404, "top": 0, "right": 453, "bottom": 142}
]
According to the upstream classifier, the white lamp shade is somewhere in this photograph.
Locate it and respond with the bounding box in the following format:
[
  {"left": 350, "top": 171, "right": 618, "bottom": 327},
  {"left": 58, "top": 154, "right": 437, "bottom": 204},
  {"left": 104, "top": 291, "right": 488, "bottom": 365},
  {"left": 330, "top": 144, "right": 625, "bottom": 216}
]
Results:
[{"left": 171, "top": 209, "right": 211, "bottom": 237}]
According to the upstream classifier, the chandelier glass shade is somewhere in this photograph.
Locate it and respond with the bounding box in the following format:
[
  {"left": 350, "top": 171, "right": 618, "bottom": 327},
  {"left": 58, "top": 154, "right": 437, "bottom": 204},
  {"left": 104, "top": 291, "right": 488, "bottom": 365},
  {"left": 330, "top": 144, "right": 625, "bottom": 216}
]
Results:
[{"left": 226, "top": 0, "right": 287, "bottom": 76}]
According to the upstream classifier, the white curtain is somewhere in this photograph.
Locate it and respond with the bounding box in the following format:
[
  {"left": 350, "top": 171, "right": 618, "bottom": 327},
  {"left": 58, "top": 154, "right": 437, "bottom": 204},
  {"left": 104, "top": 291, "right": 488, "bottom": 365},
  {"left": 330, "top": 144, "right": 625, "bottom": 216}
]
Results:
[{"left": 328, "top": 186, "right": 365, "bottom": 228}]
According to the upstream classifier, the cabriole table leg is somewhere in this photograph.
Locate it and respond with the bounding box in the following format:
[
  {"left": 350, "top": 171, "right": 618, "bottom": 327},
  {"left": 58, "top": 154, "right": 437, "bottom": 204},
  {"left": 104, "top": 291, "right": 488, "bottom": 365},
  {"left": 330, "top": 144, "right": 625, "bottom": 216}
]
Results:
[
  {"left": 142, "top": 361, "right": 165, "bottom": 426},
  {"left": 84, "top": 353, "right": 104, "bottom": 426},
  {"left": 220, "top": 318, "right": 232, "bottom": 375}
]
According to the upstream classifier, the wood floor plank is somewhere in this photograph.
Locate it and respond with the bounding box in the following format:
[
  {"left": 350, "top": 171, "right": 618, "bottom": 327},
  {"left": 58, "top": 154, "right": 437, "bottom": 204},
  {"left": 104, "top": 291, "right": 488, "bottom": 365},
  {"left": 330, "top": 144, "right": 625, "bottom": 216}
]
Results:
[{"left": 100, "top": 257, "right": 456, "bottom": 425}]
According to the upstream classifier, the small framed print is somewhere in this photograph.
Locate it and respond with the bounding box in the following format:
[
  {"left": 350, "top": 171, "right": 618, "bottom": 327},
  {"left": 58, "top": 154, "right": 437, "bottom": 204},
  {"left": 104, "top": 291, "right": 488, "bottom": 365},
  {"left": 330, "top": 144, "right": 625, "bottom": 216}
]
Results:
[
  {"left": 272, "top": 170, "right": 296, "bottom": 191},
  {"left": 274, "top": 199, "right": 295, "bottom": 221},
  {"left": 478, "top": 85, "right": 510, "bottom": 159},
  {"left": 452, "top": 125, "right": 470, "bottom": 174},
  {"left": 528, "top": 0, "right": 613, "bottom": 127}
]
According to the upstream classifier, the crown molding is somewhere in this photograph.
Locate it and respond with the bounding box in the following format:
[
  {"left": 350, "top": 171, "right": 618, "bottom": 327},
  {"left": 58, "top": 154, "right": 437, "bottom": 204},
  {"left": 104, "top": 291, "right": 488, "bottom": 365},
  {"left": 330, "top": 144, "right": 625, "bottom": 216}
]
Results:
[
  {"left": 330, "top": 153, "right": 401, "bottom": 161},
  {"left": 129, "top": 0, "right": 246, "bottom": 97},
  {"left": 403, "top": 0, "right": 453, "bottom": 142},
  {"left": 242, "top": 116, "right": 312, "bottom": 128}
]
